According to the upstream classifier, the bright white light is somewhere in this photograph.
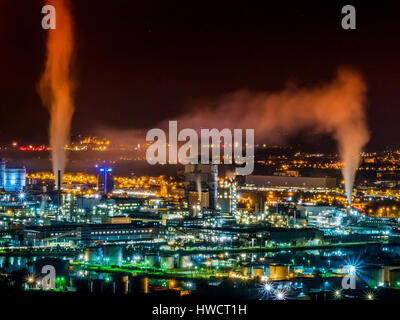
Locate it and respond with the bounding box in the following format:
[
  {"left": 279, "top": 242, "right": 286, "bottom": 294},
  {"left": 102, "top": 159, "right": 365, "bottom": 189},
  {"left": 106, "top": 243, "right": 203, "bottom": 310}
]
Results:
[
  {"left": 19, "top": 193, "right": 25, "bottom": 199},
  {"left": 276, "top": 291, "right": 285, "bottom": 300},
  {"left": 264, "top": 284, "right": 272, "bottom": 292},
  {"left": 349, "top": 265, "right": 356, "bottom": 275},
  {"left": 344, "top": 256, "right": 364, "bottom": 278}
]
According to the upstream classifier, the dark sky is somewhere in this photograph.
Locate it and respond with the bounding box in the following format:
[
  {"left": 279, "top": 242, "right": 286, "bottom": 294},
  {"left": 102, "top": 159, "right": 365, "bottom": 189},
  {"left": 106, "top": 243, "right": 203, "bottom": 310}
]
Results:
[{"left": 0, "top": 0, "right": 399, "bottom": 150}]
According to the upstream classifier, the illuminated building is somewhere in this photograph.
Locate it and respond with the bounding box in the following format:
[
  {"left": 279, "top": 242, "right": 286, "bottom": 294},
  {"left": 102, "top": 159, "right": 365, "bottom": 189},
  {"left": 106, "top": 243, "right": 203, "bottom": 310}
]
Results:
[
  {"left": 98, "top": 167, "right": 114, "bottom": 194},
  {"left": 81, "top": 221, "right": 159, "bottom": 243},
  {"left": 304, "top": 209, "right": 345, "bottom": 229},
  {"left": 102, "top": 216, "right": 131, "bottom": 224},
  {"left": 62, "top": 194, "right": 78, "bottom": 221},
  {"left": 184, "top": 164, "right": 218, "bottom": 216},
  {"left": 188, "top": 190, "right": 209, "bottom": 211},
  {"left": 25, "top": 221, "right": 160, "bottom": 244},
  {"left": 217, "top": 179, "right": 237, "bottom": 214},
  {"left": 0, "top": 228, "right": 40, "bottom": 246}
]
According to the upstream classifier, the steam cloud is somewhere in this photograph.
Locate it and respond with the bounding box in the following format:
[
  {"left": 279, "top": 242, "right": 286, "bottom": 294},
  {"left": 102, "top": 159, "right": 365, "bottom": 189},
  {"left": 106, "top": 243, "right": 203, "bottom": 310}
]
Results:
[
  {"left": 38, "top": 0, "right": 75, "bottom": 189},
  {"left": 178, "top": 69, "right": 369, "bottom": 205},
  {"left": 98, "top": 69, "right": 369, "bottom": 205}
]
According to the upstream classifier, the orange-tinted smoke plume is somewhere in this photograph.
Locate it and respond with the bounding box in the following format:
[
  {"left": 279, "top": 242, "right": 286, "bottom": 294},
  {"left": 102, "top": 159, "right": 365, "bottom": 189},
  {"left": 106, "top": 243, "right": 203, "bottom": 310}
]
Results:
[
  {"left": 97, "top": 70, "right": 368, "bottom": 206},
  {"left": 38, "top": 0, "right": 75, "bottom": 189},
  {"left": 178, "top": 69, "right": 369, "bottom": 205}
]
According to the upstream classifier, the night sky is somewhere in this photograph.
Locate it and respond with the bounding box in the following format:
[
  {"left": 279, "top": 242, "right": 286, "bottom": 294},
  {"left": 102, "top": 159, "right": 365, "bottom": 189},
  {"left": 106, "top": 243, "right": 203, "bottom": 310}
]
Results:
[{"left": 0, "top": 0, "right": 399, "bottom": 150}]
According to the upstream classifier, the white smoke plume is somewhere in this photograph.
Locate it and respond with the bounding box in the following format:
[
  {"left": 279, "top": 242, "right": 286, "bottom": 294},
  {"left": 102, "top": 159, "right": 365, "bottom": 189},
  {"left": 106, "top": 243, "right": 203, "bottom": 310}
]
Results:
[
  {"left": 97, "top": 69, "right": 369, "bottom": 205},
  {"left": 178, "top": 69, "right": 369, "bottom": 205}
]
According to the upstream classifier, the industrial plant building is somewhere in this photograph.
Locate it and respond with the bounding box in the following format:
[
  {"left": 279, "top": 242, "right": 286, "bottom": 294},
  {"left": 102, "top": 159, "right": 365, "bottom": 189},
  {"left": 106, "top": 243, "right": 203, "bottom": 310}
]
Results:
[
  {"left": 217, "top": 179, "right": 237, "bottom": 214},
  {"left": 184, "top": 163, "right": 218, "bottom": 216},
  {"left": 0, "top": 160, "right": 26, "bottom": 192}
]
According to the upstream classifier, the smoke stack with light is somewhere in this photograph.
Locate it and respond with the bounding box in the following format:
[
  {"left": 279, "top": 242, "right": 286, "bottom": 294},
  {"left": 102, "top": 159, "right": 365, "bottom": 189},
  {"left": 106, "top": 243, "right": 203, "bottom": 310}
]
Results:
[
  {"left": 196, "top": 176, "right": 202, "bottom": 208},
  {"left": 57, "top": 169, "right": 61, "bottom": 220}
]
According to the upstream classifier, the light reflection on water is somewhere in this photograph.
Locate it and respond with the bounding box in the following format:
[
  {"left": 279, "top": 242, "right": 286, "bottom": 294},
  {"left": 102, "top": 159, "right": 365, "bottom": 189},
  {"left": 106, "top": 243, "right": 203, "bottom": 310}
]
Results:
[{"left": 0, "top": 244, "right": 398, "bottom": 275}]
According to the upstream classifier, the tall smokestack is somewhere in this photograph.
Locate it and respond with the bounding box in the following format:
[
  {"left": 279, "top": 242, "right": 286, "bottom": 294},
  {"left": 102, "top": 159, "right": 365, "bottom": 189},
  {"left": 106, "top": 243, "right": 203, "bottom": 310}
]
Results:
[
  {"left": 57, "top": 169, "right": 61, "bottom": 220},
  {"left": 196, "top": 175, "right": 202, "bottom": 207},
  {"left": 38, "top": 0, "right": 75, "bottom": 189}
]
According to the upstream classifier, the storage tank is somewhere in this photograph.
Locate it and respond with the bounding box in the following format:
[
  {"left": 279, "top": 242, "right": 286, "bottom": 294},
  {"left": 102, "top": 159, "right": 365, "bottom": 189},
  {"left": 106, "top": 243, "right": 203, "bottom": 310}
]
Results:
[
  {"left": 144, "top": 254, "right": 157, "bottom": 267},
  {"left": 179, "top": 255, "right": 191, "bottom": 268},
  {"left": 103, "top": 246, "right": 122, "bottom": 265},
  {"left": 87, "top": 247, "right": 103, "bottom": 263},
  {"left": 389, "top": 268, "right": 400, "bottom": 287},
  {"left": 252, "top": 266, "right": 264, "bottom": 278},
  {"left": 242, "top": 266, "right": 250, "bottom": 276},
  {"left": 269, "top": 264, "right": 289, "bottom": 280},
  {"left": 160, "top": 255, "right": 174, "bottom": 269},
  {"left": 4, "top": 167, "right": 26, "bottom": 192},
  {"left": 363, "top": 266, "right": 384, "bottom": 287}
]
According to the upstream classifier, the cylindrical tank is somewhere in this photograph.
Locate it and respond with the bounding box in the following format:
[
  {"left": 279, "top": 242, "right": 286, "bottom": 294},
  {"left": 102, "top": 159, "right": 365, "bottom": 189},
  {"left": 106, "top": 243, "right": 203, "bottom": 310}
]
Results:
[
  {"left": 4, "top": 167, "right": 26, "bottom": 192},
  {"left": 389, "top": 269, "right": 400, "bottom": 287},
  {"left": 160, "top": 256, "right": 174, "bottom": 269},
  {"left": 179, "top": 255, "right": 191, "bottom": 268},
  {"left": 242, "top": 266, "right": 250, "bottom": 276},
  {"left": 104, "top": 246, "right": 122, "bottom": 265},
  {"left": 269, "top": 264, "right": 289, "bottom": 280},
  {"left": 88, "top": 247, "right": 102, "bottom": 263},
  {"left": 252, "top": 267, "right": 264, "bottom": 278},
  {"left": 363, "top": 267, "right": 384, "bottom": 287},
  {"left": 144, "top": 254, "right": 157, "bottom": 267}
]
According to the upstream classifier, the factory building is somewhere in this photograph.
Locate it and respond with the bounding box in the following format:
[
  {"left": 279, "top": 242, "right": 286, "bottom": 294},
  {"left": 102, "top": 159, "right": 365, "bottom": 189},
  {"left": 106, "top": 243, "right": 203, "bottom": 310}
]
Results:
[
  {"left": 80, "top": 222, "right": 159, "bottom": 242},
  {"left": 23, "top": 221, "right": 160, "bottom": 244},
  {"left": 217, "top": 179, "right": 237, "bottom": 214},
  {"left": 244, "top": 175, "right": 337, "bottom": 189},
  {"left": 0, "top": 160, "right": 26, "bottom": 192},
  {"left": 184, "top": 164, "right": 218, "bottom": 216}
]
